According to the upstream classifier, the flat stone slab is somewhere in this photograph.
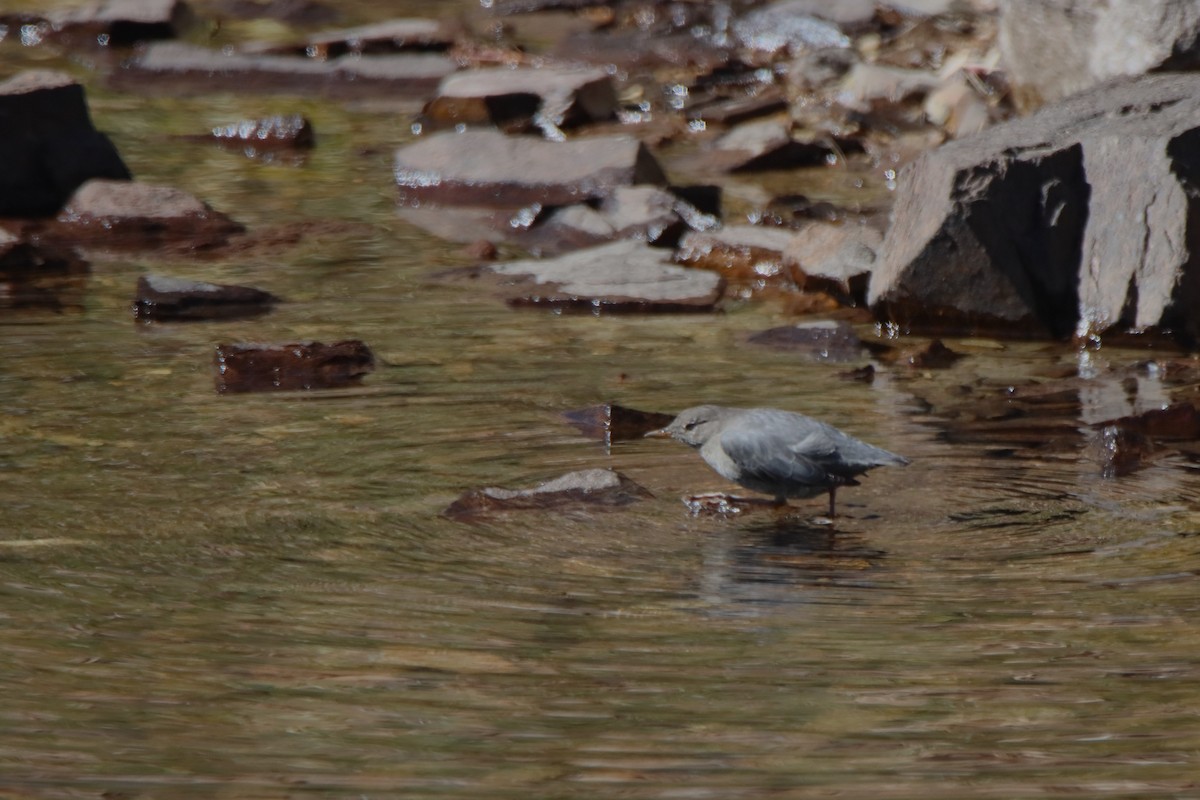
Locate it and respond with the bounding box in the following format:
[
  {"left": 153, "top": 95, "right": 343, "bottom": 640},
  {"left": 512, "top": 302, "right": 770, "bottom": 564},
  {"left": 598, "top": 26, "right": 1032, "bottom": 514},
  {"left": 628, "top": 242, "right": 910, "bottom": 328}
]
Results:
[
  {"left": 214, "top": 340, "right": 374, "bottom": 393},
  {"left": 394, "top": 130, "right": 666, "bottom": 207},
  {"left": 676, "top": 225, "right": 799, "bottom": 292},
  {"left": 443, "top": 468, "right": 652, "bottom": 521},
  {"left": 133, "top": 274, "right": 279, "bottom": 321},
  {"left": 710, "top": 118, "right": 836, "bottom": 172},
  {"left": 111, "top": 41, "right": 457, "bottom": 98},
  {"left": 422, "top": 65, "right": 617, "bottom": 132},
  {"left": 489, "top": 240, "right": 725, "bottom": 312},
  {"left": 0, "top": 70, "right": 131, "bottom": 216},
  {"left": 783, "top": 221, "right": 881, "bottom": 303},
  {"left": 4, "top": 0, "right": 194, "bottom": 47}
]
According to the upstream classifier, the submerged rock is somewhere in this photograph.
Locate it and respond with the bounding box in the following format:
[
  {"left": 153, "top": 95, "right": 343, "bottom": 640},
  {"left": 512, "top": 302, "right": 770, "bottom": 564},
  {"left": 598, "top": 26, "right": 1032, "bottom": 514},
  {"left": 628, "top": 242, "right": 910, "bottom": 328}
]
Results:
[
  {"left": 0, "top": 70, "right": 131, "bottom": 217},
  {"left": 133, "top": 274, "right": 279, "bottom": 321},
  {"left": 394, "top": 130, "right": 666, "bottom": 207},
  {"left": 208, "top": 114, "right": 314, "bottom": 155},
  {"left": 0, "top": 229, "right": 89, "bottom": 311},
  {"left": 746, "top": 320, "right": 865, "bottom": 362},
  {"left": 214, "top": 340, "right": 374, "bottom": 393},
  {"left": 562, "top": 404, "right": 675, "bottom": 446},
  {"left": 443, "top": 468, "right": 651, "bottom": 520},
  {"left": 490, "top": 240, "right": 724, "bottom": 313}
]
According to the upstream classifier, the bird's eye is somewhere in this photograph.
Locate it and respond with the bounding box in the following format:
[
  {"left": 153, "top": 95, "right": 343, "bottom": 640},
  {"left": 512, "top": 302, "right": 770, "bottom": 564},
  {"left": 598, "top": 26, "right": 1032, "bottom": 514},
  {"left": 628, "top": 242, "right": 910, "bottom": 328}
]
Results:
[{"left": 684, "top": 420, "right": 702, "bottom": 431}]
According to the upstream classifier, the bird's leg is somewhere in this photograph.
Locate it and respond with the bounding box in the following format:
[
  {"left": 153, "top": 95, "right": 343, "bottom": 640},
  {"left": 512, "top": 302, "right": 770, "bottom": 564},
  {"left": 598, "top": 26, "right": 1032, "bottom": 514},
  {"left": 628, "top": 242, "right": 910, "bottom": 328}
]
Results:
[{"left": 827, "top": 487, "right": 837, "bottom": 518}]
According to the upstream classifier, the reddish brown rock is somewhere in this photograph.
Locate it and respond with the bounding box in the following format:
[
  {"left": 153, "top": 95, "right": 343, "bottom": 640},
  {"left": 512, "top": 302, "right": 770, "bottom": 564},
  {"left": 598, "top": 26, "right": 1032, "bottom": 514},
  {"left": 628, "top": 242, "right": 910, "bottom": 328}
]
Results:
[
  {"left": 675, "top": 225, "right": 798, "bottom": 294},
  {"left": 783, "top": 221, "right": 881, "bottom": 304},
  {"left": 133, "top": 274, "right": 279, "bottom": 321},
  {"left": 394, "top": 130, "right": 666, "bottom": 208},
  {"left": 710, "top": 118, "right": 838, "bottom": 172},
  {"left": 443, "top": 468, "right": 651, "bottom": 521},
  {"left": 214, "top": 340, "right": 374, "bottom": 393},
  {"left": 53, "top": 179, "right": 243, "bottom": 248},
  {"left": 0, "top": 71, "right": 131, "bottom": 217}
]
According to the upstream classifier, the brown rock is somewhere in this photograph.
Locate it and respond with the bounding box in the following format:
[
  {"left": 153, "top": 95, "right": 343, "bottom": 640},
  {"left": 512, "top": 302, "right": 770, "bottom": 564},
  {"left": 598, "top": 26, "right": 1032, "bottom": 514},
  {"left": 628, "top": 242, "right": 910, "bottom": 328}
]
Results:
[
  {"left": 133, "top": 274, "right": 279, "bottom": 321},
  {"left": 47, "top": 0, "right": 194, "bottom": 46},
  {"left": 394, "top": 130, "right": 666, "bottom": 207},
  {"left": 443, "top": 468, "right": 651, "bottom": 521},
  {"left": 562, "top": 404, "right": 675, "bottom": 445},
  {"left": 422, "top": 65, "right": 617, "bottom": 133},
  {"left": 784, "top": 221, "right": 881, "bottom": 304},
  {"left": 0, "top": 71, "right": 131, "bottom": 217},
  {"left": 209, "top": 114, "right": 314, "bottom": 154},
  {"left": 214, "top": 340, "right": 374, "bottom": 393},
  {"left": 710, "top": 118, "right": 837, "bottom": 172},
  {"left": 675, "top": 225, "right": 798, "bottom": 293},
  {"left": 54, "top": 179, "right": 243, "bottom": 248},
  {"left": 242, "top": 18, "right": 453, "bottom": 57}
]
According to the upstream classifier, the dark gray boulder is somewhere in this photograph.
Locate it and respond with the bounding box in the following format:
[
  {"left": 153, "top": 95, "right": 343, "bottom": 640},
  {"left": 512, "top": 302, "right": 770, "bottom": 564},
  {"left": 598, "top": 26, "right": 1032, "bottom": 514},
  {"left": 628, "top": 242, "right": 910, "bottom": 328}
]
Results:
[
  {"left": 0, "top": 71, "right": 131, "bottom": 217},
  {"left": 869, "top": 73, "right": 1200, "bottom": 344}
]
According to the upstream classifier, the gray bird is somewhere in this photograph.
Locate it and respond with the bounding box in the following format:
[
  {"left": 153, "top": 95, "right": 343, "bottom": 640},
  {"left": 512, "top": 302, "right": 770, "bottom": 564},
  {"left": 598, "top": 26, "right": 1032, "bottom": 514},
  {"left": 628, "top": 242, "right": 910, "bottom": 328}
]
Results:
[{"left": 646, "top": 405, "right": 909, "bottom": 516}]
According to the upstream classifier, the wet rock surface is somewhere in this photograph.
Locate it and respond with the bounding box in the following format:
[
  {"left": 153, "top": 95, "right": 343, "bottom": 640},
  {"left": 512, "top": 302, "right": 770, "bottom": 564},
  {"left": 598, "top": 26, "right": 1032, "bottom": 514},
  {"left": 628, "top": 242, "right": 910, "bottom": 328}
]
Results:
[
  {"left": 133, "top": 274, "right": 279, "bottom": 322},
  {"left": 394, "top": 130, "right": 665, "bottom": 208},
  {"left": 0, "top": 71, "right": 131, "bottom": 217},
  {"left": 0, "top": 229, "right": 89, "bottom": 312},
  {"left": 675, "top": 225, "right": 799, "bottom": 295},
  {"left": 243, "top": 18, "right": 454, "bottom": 57},
  {"left": 489, "top": 240, "right": 725, "bottom": 313},
  {"left": 443, "top": 468, "right": 652, "bottom": 521},
  {"left": 3, "top": 0, "right": 194, "bottom": 48},
  {"left": 214, "top": 340, "right": 375, "bottom": 393},
  {"left": 207, "top": 114, "right": 314, "bottom": 158},
  {"left": 746, "top": 320, "right": 866, "bottom": 362}
]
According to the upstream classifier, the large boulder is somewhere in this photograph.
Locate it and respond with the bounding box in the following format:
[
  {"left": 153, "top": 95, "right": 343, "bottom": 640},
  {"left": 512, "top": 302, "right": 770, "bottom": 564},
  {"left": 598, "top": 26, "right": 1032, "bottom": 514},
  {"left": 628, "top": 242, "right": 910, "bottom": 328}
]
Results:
[
  {"left": 999, "top": 0, "right": 1200, "bottom": 110},
  {"left": 869, "top": 73, "right": 1200, "bottom": 345},
  {"left": 0, "top": 71, "right": 131, "bottom": 217}
]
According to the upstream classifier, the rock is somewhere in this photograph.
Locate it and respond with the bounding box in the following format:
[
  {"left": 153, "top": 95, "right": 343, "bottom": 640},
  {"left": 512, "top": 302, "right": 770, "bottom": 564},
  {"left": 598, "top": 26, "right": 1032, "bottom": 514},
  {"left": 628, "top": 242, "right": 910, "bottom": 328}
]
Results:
[
  {"left": 443, "top": 468, "right": 651, "bottom": 521},
  {"left": 733, "top": 2, "right": 853, "bottom": 55},
  {"left": 422, "top": 65, "right": 617, "bottom": 134},
  {"left": 54, "top": 179, "right": 243, "bottom": 248},
  {"left": 783, "top": 221, "right": 881, "bottom": 304},
  {"left": 685, "top": 90, "right": 789, "bottom": 128},
  {"left": 562, "top": 404, "right": 675, "bottom": 446},
  {"left": 999, "top": 0, "right": 1200, "bottom": 111},
  {"left": 205, "top": 0, "right": 340, "bottom": 25},
  {"left": 0, "top": 229, "right": 89, "bottom": 312},
  {"left": 209, "top": 114, "right": 314, "bottom": 155},
  {"left": 525, "top": 186, "right": 715, "bottom": 254},
  {"left": 242, "top": 18, "right": 453, "bottom": 57},
  {"left": 836, "top": 63, "right": 943, "bottom": 112},
  {"left": 710, "top": 118, "right": 836, "bottom": 172},
  {"left": 675, "top": 225, "right": 799, "bottom": 293},
  {"left": 489, "top": 240, "right": 724, "bottom": 312},
  {"left": 46, "top": 0, "right": 195, "bottom": 46},
  {"left": 394, "top": 130, "right": 666, "bottom": 207},
  {"left": 869, "top": 74, "right": 1200, "bottom": 344},
  {"left": 214, "top": 340, "right": 374, "bottom": 393},
  {"left": 746, "top": 320, "right": 866, "bottom": 361},
  {"left": 0, "top": 71, "right": 131, "bottom": 217},
  {"left": 133, "top": 274, "right": 279, "bottom": 321},
  {"left": 111, "top": 41, "right": 457, "bottom": 98},
  {"left": 924, "top": 74, "right": 991, "bottom": 138}
]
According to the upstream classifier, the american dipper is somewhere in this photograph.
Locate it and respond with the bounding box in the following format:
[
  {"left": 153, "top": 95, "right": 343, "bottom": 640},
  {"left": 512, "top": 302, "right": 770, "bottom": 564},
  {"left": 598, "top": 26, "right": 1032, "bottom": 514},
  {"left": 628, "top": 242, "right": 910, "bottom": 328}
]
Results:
[{"left": 646, "top": 405, "right": 909, "bottom": 516}]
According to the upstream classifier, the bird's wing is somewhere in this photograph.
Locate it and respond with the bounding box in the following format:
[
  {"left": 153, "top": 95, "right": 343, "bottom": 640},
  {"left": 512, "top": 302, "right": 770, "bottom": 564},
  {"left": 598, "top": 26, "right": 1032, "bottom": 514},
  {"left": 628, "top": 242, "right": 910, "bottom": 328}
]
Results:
[{"left": 719, "top": 424, "right": 844, "bottom": 488}]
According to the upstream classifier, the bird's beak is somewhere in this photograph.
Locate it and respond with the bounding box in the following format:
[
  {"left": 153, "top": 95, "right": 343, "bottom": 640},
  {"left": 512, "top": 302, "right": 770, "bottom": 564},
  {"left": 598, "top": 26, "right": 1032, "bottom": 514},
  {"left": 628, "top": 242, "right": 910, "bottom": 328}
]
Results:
[{"left": 644, "top": 427, "right": 671, "bottom": 439}]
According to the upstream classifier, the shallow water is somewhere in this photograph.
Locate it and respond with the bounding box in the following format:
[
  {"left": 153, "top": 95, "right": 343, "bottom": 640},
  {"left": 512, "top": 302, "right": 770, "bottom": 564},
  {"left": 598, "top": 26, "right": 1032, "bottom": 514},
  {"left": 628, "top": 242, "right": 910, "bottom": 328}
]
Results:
[{"left": 4, "top": 5, "right": 1200, "bottom": 798}]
